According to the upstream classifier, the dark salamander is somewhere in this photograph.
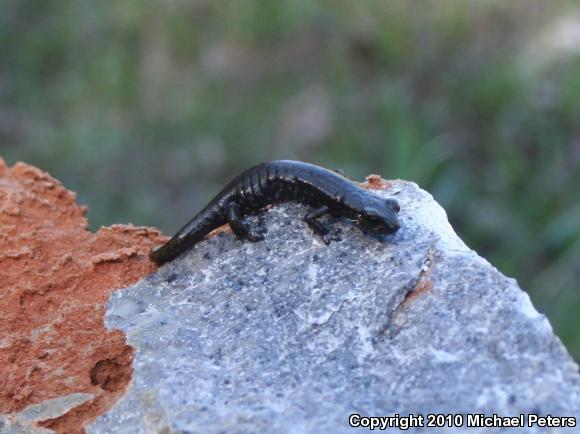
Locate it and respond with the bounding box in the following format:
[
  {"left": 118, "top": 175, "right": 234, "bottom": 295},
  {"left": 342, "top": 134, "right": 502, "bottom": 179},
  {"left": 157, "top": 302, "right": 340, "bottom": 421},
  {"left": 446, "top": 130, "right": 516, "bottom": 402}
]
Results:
[{"left": 150, "top": 160, "right": 401, "bottom": 264}]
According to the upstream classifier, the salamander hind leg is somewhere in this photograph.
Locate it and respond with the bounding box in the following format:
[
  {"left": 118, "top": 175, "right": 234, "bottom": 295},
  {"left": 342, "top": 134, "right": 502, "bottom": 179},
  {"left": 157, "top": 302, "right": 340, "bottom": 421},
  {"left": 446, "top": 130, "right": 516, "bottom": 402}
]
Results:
[
  {"left": 304, "top": 205, "right": 342, "bottom": 245},
  {"left": 227, "top": 202, "right": 266, "bottom": 242}
]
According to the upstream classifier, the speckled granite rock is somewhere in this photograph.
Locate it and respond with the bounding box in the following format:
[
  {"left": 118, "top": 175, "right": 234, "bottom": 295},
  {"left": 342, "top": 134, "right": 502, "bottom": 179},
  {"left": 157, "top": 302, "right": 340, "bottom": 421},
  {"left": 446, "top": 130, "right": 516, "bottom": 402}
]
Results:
[{"left": 88, "top": 180, "right": 580, "bottom": 434}]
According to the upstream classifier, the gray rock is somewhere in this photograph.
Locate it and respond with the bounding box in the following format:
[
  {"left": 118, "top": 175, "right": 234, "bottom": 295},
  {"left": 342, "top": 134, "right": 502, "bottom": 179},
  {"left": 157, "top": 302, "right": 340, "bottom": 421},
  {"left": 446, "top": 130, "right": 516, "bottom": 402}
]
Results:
[
  {"left": 88, "top": 181, "right": 580, "bottom": 434},
  {"left": 0, "top": 393, "right": 93, "bottom": 434}
]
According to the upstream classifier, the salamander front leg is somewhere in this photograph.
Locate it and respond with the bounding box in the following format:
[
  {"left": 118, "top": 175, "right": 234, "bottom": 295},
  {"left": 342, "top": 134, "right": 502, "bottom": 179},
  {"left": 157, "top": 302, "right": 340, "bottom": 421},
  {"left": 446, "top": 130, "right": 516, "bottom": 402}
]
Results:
[
  {"left": 304, "top": 206, "right": 341, "bottom": 244},
  {"left": 227, "top": 202, "right": 266, "bottom": 242}
]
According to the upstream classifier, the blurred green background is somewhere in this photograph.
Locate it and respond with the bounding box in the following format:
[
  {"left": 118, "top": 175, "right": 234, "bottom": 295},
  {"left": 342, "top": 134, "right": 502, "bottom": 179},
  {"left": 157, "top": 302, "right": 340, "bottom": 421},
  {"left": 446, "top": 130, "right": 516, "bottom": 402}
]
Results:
[{"left": 1, "top": 0, "right": 579, "bottom": 359}]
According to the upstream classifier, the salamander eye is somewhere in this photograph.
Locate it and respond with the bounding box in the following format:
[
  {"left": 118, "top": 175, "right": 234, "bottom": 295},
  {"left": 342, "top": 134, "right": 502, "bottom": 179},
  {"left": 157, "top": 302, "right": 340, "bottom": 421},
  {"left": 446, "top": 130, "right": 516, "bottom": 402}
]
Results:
[{"left": 385, "top": 199, "right": 400, "bottom": 213}]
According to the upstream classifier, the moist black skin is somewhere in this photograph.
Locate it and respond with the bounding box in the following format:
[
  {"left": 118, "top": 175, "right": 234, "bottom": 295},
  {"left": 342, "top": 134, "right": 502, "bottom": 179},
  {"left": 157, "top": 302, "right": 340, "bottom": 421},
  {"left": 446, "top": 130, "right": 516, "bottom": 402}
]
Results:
[{"left": 150, "top": 160, "right": 401, "bottom": 264}]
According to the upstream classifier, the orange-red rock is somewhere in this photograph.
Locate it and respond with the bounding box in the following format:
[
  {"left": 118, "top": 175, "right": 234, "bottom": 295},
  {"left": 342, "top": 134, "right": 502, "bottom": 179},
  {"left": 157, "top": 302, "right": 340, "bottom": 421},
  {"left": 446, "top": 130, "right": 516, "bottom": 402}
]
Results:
[{"left": 0, "top": 157, "right": 169, "bottom": 433}]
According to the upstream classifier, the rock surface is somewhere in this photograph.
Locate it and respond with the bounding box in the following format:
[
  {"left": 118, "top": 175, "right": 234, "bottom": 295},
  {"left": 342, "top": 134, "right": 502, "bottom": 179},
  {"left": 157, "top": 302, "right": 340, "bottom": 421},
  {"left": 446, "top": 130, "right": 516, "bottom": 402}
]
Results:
[
  {"left": 87, "top": 179, "right": 580, "bottom": 433},
  {"left": 0, "top": 157, "right": 168, "bottom": 433}
]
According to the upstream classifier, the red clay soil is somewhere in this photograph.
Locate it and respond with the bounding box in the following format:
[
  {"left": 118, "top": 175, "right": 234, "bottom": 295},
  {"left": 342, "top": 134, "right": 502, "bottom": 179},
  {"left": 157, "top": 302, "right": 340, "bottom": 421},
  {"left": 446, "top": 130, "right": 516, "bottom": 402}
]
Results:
[
  {"left": 361, "top": 174, "right": 391, "bottom": 190},
  {"left": 0, "top": 157, "right": 169, "bottom": 433}
]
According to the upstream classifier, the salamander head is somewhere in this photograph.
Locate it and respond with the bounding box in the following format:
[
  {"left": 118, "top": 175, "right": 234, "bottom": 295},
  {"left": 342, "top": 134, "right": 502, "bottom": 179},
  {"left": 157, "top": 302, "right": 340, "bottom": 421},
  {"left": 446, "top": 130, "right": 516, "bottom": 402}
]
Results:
[{"left": 344, "top": 193, "right": 401, "bottom": 235}]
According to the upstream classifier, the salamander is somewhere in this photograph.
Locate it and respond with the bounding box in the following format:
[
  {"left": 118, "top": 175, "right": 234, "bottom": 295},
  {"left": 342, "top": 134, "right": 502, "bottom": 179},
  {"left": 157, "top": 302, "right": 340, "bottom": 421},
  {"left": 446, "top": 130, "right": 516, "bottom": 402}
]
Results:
[{"left": 150, "top": 160, "right": 401, "bottom": 264}]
